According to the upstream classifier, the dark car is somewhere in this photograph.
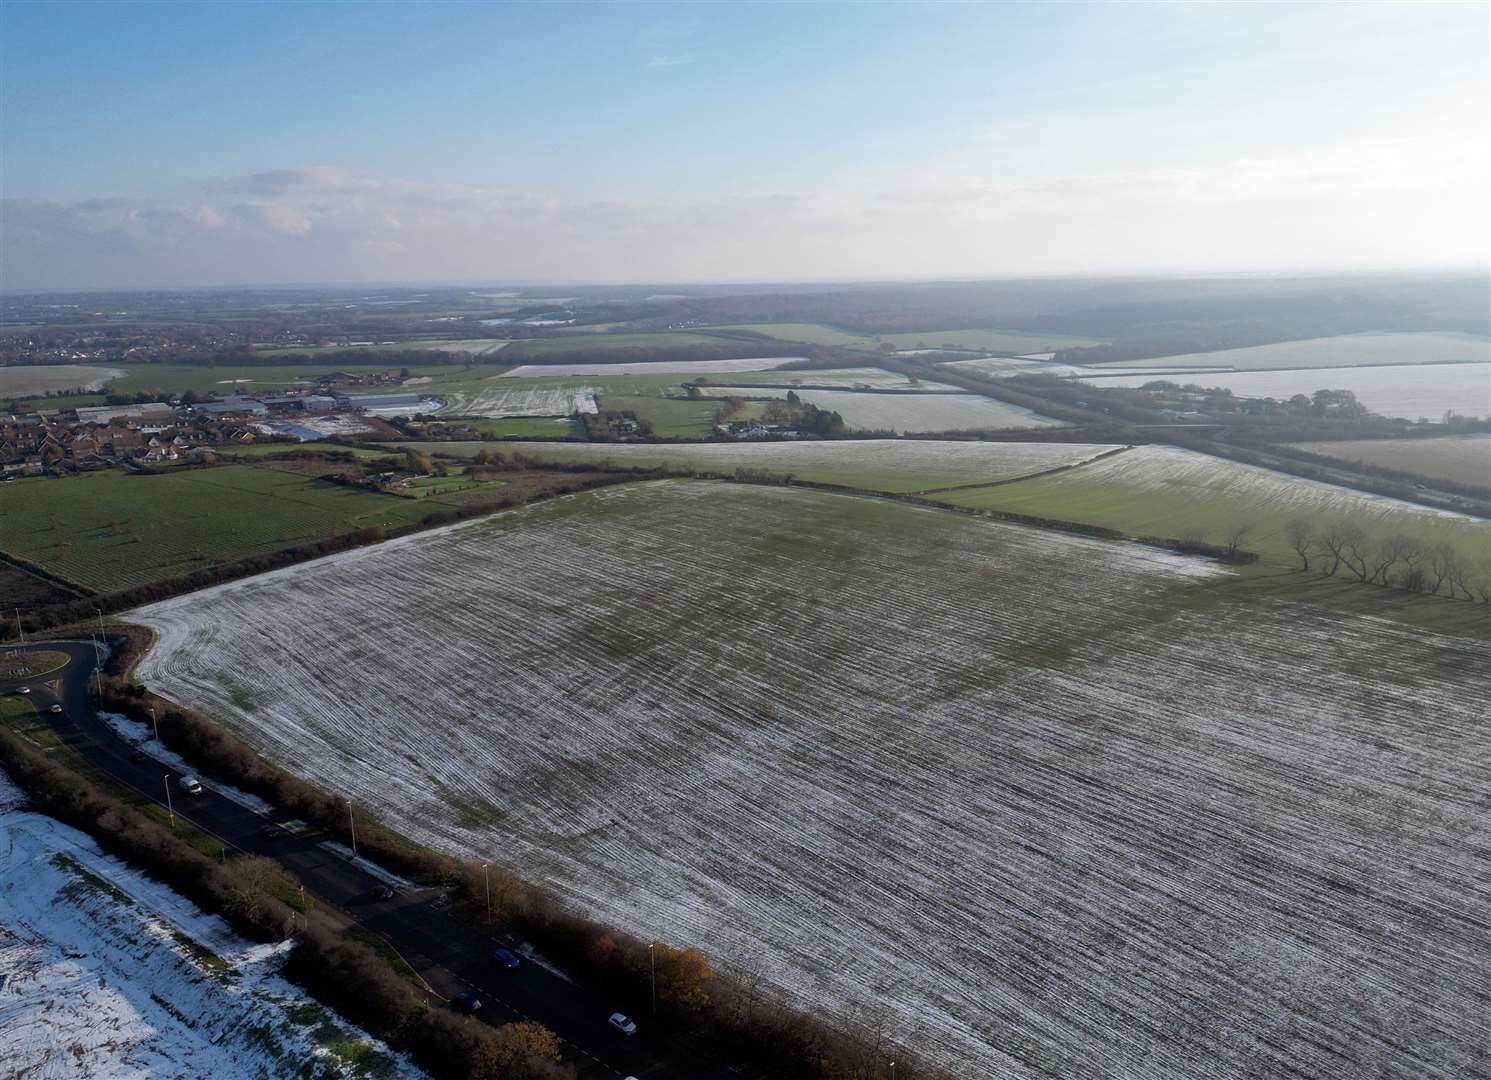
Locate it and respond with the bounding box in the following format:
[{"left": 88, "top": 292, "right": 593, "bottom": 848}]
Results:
[
  {"left": 258, "top": 823, "right": 282, "bottom": 840},
  {"left": 129, "top": 747, "right": 150, "bottom": 763},
  {"left": 371, "top": 884, "right": 395, "bottom": 901},
  {"left": 491, "top": 947, "right": 520, "bottom": 969},
  {"left": 451, "top": 991, "right": 482, "bottom": 1014}
]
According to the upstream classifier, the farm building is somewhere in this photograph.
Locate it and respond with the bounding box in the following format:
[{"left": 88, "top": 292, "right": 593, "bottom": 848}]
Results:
[
  {"left": 337, "top": 392, "right": 421, "bottom": 410},
  {"left": 194, "top": 396, "right": 269, "bottom": 417}
]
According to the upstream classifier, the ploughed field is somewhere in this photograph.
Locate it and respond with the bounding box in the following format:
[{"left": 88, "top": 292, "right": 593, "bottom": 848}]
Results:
[
  {"left": 131, "top": 482, "right": 1491, "bottom": 1080},
  {"left": 0, "top": 363, "right": 123, "bottom": 398}
]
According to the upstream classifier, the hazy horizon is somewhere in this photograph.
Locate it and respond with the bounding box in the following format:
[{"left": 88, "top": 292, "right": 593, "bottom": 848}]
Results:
[{"left": 3, "top": 1, "right": 1487, "bottom": 290}]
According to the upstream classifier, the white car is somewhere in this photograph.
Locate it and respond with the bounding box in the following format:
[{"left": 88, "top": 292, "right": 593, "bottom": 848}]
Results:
[
  {"left": 178, "top": 776, "right": 204, "bottom": 796},
  {"left": 608, "top": 1012, "right": 637, "bottom": 1036},
  {"left": 15, "top": 686, "right": 29, "bottom": 695},
  {"left": 49, "top": 703, "right": 63, "bottom": 714}
]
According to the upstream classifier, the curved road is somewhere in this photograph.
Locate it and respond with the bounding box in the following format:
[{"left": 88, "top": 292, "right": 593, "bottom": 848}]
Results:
[{"left": 0, "top": 640, "right": 731, "bottom": 1080}]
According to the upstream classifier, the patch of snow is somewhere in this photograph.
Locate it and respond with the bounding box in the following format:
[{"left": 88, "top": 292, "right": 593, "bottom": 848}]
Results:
[
  {"left": 319, "top": 840, "right": 419, "bottom": 892},
  {"left": 100, "top": 712, "right": 275, "bottom": 814},
  {"left": 0, "top": 767, "right": 426, "bottom": 1079}
]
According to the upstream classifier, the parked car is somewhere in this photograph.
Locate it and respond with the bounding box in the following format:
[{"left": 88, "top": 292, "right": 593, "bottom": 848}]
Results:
[
  {"left": 129, "top": 747, "right": 149, "bottom": 763},
  {"left": 178, "top": 776, "right": 204, "bottom": 795},
  {"left": 608, "top": 1012, "right": 637, "bottom": 1036},
  {"left": 491, "top": 947, "right": 520, "bottom": 969},
  {"left": 15, "top": 686, "right": 29, "bottom": 695},
  {"left": 49, "top": 703, "right": 63, "bottom": 713},
  {"left": 371, "top": 884, "right": 395, "bottom": 901},
  {"left": 452, "top": 991, "right": 482, "bottom": 1014}
]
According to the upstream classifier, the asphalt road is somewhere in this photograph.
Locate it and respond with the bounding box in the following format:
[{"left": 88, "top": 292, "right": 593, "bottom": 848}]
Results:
[{"left": 1, "top": 640, "right": 732, "bottom": 1080}]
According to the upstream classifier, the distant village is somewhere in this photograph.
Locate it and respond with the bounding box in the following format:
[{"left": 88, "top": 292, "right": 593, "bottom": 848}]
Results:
[{"left": 2, "top": 370, "right": 437, "bottom": 479}]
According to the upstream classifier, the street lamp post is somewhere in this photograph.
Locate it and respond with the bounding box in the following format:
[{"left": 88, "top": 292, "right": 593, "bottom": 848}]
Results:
[
  {"left": 649, "top": 943, "right": 657, "bottom": 1017},
  {"left": 347, "top": 801, "right": 358, "bottom": 857},
  {"left": 890, "top": 1062, "right": 896, "bottom": 1080},
  {"left": 149, "top": 706, "right": 159, "bottom": 744},
  {"left": 481, "top": 863, "right": 491, "bottom": 921},
  {"left": 163, "top": 774, "right": 175, "bottom": 829}
]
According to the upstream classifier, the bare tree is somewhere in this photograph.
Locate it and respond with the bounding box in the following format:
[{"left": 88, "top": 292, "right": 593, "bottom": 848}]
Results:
[
  {"left": 1393, "top": 537, "right": 1427, "bottom": 591},
  {"left": 1285, "top": 518, "right": 1314, "bottom": 573},
  {"left": 1428, "top": 543, "right": 1459, "bottom": 596},
  {"left": 1223, "top": 520, "right": 1255, "bottom": 559},
  {"left": 1366, "top": 533, "right": 1416, "bottom": 586},
  {"left": 1340, "top": 522, "right": 1372, "bottom": 583},
  {"left": 1320, "top": 519, "right": 1371, "bottom": 580}
]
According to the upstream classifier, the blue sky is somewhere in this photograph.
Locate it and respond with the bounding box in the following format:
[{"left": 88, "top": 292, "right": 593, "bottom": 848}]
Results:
[{"left": 1, "top": 1, "right": 1486, "bottom": 287}]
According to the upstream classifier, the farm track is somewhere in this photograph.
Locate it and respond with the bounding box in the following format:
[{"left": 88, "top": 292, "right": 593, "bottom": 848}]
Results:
[{"left": 130, "top": 482, "right": 1491, "bottom": 1080}]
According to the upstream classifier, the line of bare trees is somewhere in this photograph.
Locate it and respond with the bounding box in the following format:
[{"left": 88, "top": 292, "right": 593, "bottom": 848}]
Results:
[{"left": 1285, "top": 517, "right": 1491, "bottom": 601}]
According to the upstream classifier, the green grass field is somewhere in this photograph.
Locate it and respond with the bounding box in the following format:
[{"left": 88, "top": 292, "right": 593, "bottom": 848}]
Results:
[
  {"left": 880, "top": 329, "right": 1108, "bottom": 353},
  {"left": 501, "top": 331, "right": 746, "bottom": 357},
  {"left": 0, "top": 465, "right": 438, "bottom": 591},
  {"left": 1284, "top": 435, "right": 1491, "bottom": 489},
  {"left": 253, "top": 340, "right": 510, "bottom": 358},
  {"left": 436, "top": 416, "right": 579, "bottom": 438},
  {"left": 21, "top": 393, "right": 108, "bottom": 412},
  {"left": 938, "top": 444, "right": 1489, "bottom": 566},
  {"left": 216, "top": 444, "right": 398, "bottom": 460},
  {"left": 596, "top": 392, "right": 721, "bottom": 437},
  {"left": 700, "top": 323, "right": 883, "bottom": 348},
  {"left": 103, "top": 362, "right": 470, "bottom": 396}
]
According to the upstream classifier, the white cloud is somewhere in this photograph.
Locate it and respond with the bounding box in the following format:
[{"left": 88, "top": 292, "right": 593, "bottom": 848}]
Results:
[
  {"left": 2, "top": 135, "right": 1486, "bottom": 289},
  {"left": 638, "top": 18, "right": 697, "bottom": 69}
]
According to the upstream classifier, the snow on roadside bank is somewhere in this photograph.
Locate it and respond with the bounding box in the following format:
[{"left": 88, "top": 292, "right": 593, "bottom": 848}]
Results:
[
  {"left": 101, "top": 713, "right": 418, "bottom": 890},
  {"left": 0, "top": 770, "right": 427, "bottom": 1080},
  {"left": 101, "top": 711, "right": 275, "bottom": 814}
]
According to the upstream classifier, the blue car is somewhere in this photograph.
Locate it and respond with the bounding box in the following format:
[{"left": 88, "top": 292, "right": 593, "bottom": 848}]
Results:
[{"left": 491, "top": 947, "right": 520, "bottom": 970}]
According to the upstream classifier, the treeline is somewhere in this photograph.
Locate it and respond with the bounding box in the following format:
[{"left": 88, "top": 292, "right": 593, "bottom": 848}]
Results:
[
  {"left": 0, "top": 729, "right": 571, "bottom": 1080},
  {"left": 1281, "top": 518, "right": 1490, "bottom": 601},
  {"left": 89, "top": 639, "right": 951, "bottom": 1080}
]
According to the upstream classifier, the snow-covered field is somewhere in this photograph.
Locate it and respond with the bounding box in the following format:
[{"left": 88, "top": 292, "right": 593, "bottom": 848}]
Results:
[
  {"left": 499, "top": 356, "right": 807, "bottom": 378},
  {"left": 0, "top": 770, "right": 424, "bottom": 1080},
  {"left": 131, "top": 482, "right": 1491, "bottom": 1080},
  {"left": 695, "top": 387, "right": 1064, "bottom": 432},
  {"left": 0, "top": 363, "right": 125, "bottom": 398},
  {"left": 438, "top": 383, "right": 598, "bottom": 417},
  {"left": 451, "top": 438, "right": 1119, "bottom": 492},
  {"left": 1078, "top": 361, "right": 1491, "bottom": 422},
  {"left": 1093, "top": 331, "right": 1490, "bottom": 372}
]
